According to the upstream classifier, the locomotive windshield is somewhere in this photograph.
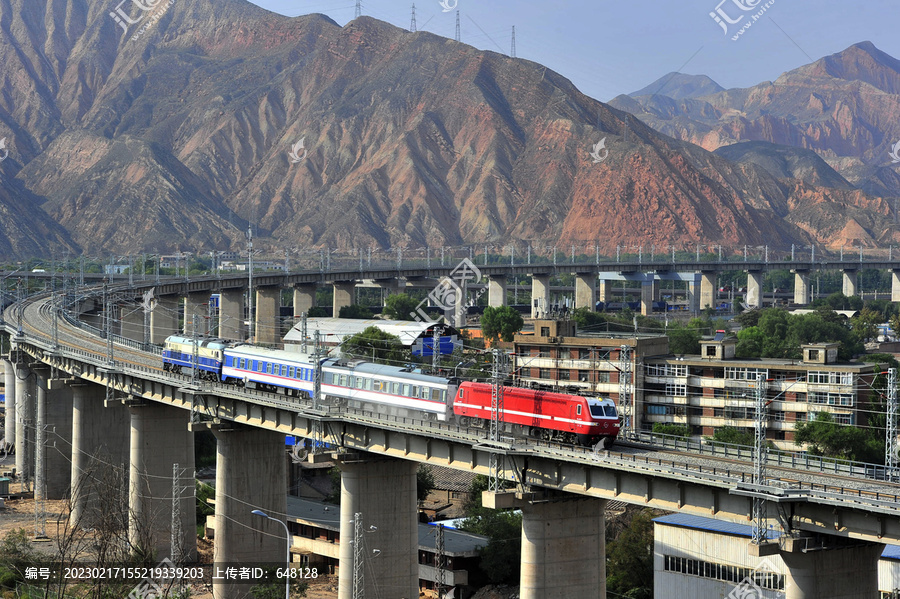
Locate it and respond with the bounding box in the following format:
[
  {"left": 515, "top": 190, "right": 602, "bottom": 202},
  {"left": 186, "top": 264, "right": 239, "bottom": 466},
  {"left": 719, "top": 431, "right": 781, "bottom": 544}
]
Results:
[{"left": 588, "top": 401, "right": 618, "bottom": 418}]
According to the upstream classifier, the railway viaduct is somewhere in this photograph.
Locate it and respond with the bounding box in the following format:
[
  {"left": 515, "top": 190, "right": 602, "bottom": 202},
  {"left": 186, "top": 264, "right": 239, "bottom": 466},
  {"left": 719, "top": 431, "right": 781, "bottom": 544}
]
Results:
[{"left": 3, "top": 273, "right": 900, "bottom": 599}]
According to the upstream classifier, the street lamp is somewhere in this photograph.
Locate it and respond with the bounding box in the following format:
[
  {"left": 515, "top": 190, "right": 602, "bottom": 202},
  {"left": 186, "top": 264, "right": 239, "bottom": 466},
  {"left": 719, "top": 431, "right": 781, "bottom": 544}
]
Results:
[{"left": 251, "top": 509, "right": 291, "bottom": 599}]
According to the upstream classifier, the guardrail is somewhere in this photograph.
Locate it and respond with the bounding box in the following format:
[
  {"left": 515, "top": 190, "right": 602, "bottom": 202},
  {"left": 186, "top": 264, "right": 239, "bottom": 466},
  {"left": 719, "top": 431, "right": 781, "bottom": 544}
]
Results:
[{"left": 626, "top": 431, "right": 896, "bottom": 481}]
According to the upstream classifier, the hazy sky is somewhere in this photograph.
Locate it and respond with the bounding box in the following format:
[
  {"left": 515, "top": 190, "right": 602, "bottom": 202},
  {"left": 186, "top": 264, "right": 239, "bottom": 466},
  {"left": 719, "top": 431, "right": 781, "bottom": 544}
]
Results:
[{"left": 244, "top": 0, "right": 900, "bottom": 102}]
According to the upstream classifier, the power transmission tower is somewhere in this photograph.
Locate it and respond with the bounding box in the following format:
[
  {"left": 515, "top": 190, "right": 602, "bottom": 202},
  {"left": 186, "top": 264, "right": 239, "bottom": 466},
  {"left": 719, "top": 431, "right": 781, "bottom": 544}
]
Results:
[
  {"left": 435, "top": 523, "right": 446, "bottom": 598},
  {"left": 618, "top": 345, "right": 632, "bottom": 437},
  {"left": 351, "top": 513, "right": 364, "bottom": 599},
  {"left": 410, "top": 3, "right": 416, "bottom": 32},
  {"left": 752, "top": 373, "right": 769, "bottom": 544},
  {"left": 488, "top": 349, "right": 508, "bottom": 492},
  {"left": 455, "top": 10, "right": 460, "bottom": 42},
  {"left": 510, "top": 25, "right": 516, "bottom": 57},
  {"left": 432, "top": 326, "right": 442, "bottom": 374},
  {"left": 887, "top": 368, "right": 897, "bottom": 481},
  {"left": 355, "top": 0, "right": 361, "bottom": 19},
  {"left": 171, "top": 462, "right": 185, "bottom": 564}
]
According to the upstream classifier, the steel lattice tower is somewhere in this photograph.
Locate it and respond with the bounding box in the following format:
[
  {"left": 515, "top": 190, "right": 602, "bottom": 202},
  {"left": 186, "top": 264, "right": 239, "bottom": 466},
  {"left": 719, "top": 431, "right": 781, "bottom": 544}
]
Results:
[
  {"left": 355, "top": 0, "right": 361, "bottom": 19},
  {"left": 752, "top": 373, "right": 769, "bottom": 544},
  {"left": 455, "top": 11, "right": 460, "bottom": 42},
  {"left": 510, "top": 25, "right": 516, "bottom": 57},
  {"left": 435, "top": 523, "right": 446, "bottom": 598},
  {"left": 488, "top": 349, "right": 508, "bottom": 492},
  {"left": 618, "top": 345, "right": 632, "bottom": 437},
  {"left": 410, "top": 3, "right": 416, "bottom": 32},
  {"left": 887, "top": 368, "right": 897, "bottom": 480}
]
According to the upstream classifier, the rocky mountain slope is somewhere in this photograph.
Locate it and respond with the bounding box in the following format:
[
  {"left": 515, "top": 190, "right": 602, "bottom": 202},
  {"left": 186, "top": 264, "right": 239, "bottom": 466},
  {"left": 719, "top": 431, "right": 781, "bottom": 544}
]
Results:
[
  {"left": 611, "top": 42, "right": 900, "bottom": 199},
  {"left": 0, "top": 2, "right": 896, "bottom": 258}
]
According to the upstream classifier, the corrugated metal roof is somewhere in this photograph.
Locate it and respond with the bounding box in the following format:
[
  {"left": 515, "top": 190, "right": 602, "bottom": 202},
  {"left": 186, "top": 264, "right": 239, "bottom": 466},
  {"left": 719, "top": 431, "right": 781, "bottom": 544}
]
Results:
[
  {"left": 284, "top": 318, "right": 455, "bottom": 347},
  {"left": 654, "top": 513, "right": 900, "bottom": 559}
]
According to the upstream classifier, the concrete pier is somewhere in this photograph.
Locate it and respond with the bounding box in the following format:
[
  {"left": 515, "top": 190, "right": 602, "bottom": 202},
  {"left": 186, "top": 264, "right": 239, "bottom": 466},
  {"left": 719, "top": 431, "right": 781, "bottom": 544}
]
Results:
[
  {"left": 779, "top": 536, "right": 882, "bottom": 599},
  {"left": 520, "top": 497, "right": 606, "bottom": 599},
  {"left": 3, "top": 357, "right": 15, "bottom": 446},
  {"left": 842, "top": 269, "right": 858, "bottom": 298},
  {"left": 793, "top": 270, "right": 811, "bottom": 305},
  {"left": 575, "top": 273, "right": 597, "bottom": 311},
  {"left": 893, "top": 270, "right": 900, "bottom": 302},
  {"left": 219, "top": 289, "right": 245, "bottom": 341},
  {"left": 747, "top": 271, "right": 763, "bottom": 309},
  {"left": 293, "top": 284, "right": 317, "bottom": 317},
  {"left": 531, "top": 275, "right": 551, "bottom": 318},
  {"left": 183, "top": 292, "right": 209, "bottom": 336},
  {"left": 14, "top": 360, "right": 33, "bottom": 483},
  {"left": 150, "top": 296, "right": 180, "bottom": 344},
  {"left": 129, "top": 402, "right": 196, "bottom": 561},
  {"left": 70, "top": 382, "right": 130, "bottom": 527},
  {"left": 35, "top": 372, "right": 73, "bottom": 499},
  {"left": 598, "top": 280, "right": 612, "bottom": 303},
  {"left": 640, "top": 280, "right": 654, "bottom": 316},
  {"left": 213, "top": 426, "right": 286, "bottom": 599},
  {"left": 255, "top": 286, "right": 281, "bottom": 345},
  {"left": 338, "top": 457, "right": 418, "bottom": 599},
  {"left": 488, "top": 275, "right": 508, "bottom": 308},
  {"left": 333, "top": 282, "right": 355, "bottom": 317},
  {"left": 699, "top": 272, "right": 716, "bottom": 311}
]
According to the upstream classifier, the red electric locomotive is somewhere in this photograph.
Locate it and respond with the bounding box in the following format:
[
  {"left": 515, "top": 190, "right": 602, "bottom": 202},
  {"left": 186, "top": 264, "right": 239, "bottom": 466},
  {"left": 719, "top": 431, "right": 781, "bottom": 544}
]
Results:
[{"left": 452, "top": 381, "right": 620, "bottom": 448}]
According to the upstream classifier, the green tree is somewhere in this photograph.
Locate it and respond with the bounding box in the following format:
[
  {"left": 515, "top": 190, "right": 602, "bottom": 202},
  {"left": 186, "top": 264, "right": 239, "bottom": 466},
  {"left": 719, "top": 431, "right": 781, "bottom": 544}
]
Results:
[
  {"left": 338, "top": 304, "right": 374, "bottom": 319},
  {"left": 651, "top": 423, "right": 691, "bottom": 437},
  {"left": 667, "top": 321, "right": 701, "bottom": 355},
  {"left": 708, "top": 426, "right": 755, "bottom": 447},
  {"left": 572, "top": 307, "right": 608, "bottom": 330},
  {"left": 480, "top": 306, "right": 524, "bottom": 343},
  {"left": 794, "top": 412, "right": 882, "bottom": 463},
  {"left": 341, "top": 326, "right": 405, "bottom": 363},
  {"left": 458, "top": 475, "right": 522, "bottom": 585},
  {"left": 416, "top": 465, "right": 436, "bottom": 502},
  {"left": 382, "top": 293, "right": 420, "bottom": 320},
  {"left": 606, "top": 510, "right": 654, "bottom": 599},
  {"left": 307, "top": 306, "right": 328, "bottom": 317}
]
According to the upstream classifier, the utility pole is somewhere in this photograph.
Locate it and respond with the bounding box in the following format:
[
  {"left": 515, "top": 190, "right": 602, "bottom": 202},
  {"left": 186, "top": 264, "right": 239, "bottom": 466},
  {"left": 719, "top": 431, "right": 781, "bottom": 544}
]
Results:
[
  {"left": 752, "top": 373, "right": 768, "bottom": 544},
  {"left": 248, "top": 226, "right": 254, "bottom": 343},
  {"left": 435, "top": 523, "right": 446, "bottom": 598},
  {"left": 618, "top": 345, "right": 632, "bottom": 437},
  {"left": 887, "top": 368, "right": 897, "bottom": 481},
  {"left": 34, "top": 380, "right": 47, "bottom": 539},
  {"left": 191, "top": 315, "right": 199, "bottom": 386},
  {"left": 410, "top": 3, "right": 416, "bottom": 31},
  {"left": 104, "top": 283, "right": 114, "bottom": 365},
  {"left": 432, "top": 326, "right": 442, "bottom": 374},
  {"left": 488, "top": 349, "right": 509, "bottom": 492},
  {"left": 171, "top": 462, "right": 184, "bottom": 564},
  {"left": 352, "top": 513, "right": 364, "bottom": 599}
]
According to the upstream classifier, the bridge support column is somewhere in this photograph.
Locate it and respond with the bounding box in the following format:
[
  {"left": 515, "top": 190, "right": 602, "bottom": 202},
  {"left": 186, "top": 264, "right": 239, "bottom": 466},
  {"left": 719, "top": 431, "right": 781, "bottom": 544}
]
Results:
[
  {"left": 597, "top": 280, "right": 612, "bottom": 304},
  {"left": 333, "top": 281, "right": 355, "bottom": 317},
  {"left": 293, "top": 284, "right": 317, "bottom": 318},
  {"left": 699, "top": 272, "right": 716, "bottom": 311},
  {"left": 255, "top": 286, "right": 281, "bottom": 345},
  {"left": 14, "top": 360, "right": 33, "bottom": 483},
  {"left": 129, "top": 403, "right": 196, "bottom": 561},
  {"left": 35, "top": 371, "right": 73, "bottom": 499},
  {"left": 213, "top": 426, "right": 286, "bottom": 599},
  {"left": 70, "top": 382, "right": 130, "bottom": 528},
  {"left": 892, "top": 270, "right": 900, "bottom": 302},
  {"left": 641, "top": 280, "right": 654, "bottom": 316},
  {"left": 531, "top": 275, "right": 550, "bottom": 318},
  {"left": 688, "top": 281, "right": 700, "bottom": 315},
  {"left": 150, "top": 296, "right": 180, "bottom": 344},
  {"left": 219, "top": 289, "right": 245, "bottom": 341},
  {"left": 338, "top": 457, "right": 418, "bottom": 599},
  {"left": 842, "top": 269, "right": 858, "bottom": 298},
  {"left": 183, "top": 292, "right": 209, "bottom": 336},
  {"left": 793, "top": 270, "right": 811, "bottom": 305},
  {"left": 779, "top": 537, "right": 882, "bottom": 599},
  {"left": 3, "top": 357, "right": 15, "bottom": 446},
  {"left": 120, "top": 306, "right": 145, "bottom": 343},
  {"left": 520, "top": 497, "right": 606, "bottom": 599},
  {"left": 488, "top": 275, "right": 508, "bottom": 308},
  {"left": 575, "top": 273, "right": 597, "bottom": 310},
  {"left": 747, "top": 271, "right": 763, "bottom": 309}
]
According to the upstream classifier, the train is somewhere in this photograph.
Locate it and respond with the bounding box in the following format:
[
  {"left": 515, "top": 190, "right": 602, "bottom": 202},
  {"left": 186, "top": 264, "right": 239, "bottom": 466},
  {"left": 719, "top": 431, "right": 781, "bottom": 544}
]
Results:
[{"left": 162, "top": 335, "right": 620, "bottom": 448}]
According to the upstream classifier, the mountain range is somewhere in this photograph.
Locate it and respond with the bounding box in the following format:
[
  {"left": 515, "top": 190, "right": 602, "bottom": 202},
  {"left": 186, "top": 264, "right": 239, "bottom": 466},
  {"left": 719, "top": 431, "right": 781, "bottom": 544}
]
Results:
[{"left": 0, "top": 1, "right": 898, "bottom": 259}]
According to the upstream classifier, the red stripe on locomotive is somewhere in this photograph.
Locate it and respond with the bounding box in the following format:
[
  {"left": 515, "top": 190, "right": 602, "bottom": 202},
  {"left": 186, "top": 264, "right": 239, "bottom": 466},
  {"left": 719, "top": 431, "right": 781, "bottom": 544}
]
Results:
[{"left": 453, "top": 381, "right": 619, "bottom": 438}]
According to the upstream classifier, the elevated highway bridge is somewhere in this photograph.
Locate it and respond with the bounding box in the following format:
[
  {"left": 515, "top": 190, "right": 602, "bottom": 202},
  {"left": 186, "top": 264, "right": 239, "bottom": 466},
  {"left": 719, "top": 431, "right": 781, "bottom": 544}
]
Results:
[{"left": 2, "top": 278, "right": 900, "bottom": 598}]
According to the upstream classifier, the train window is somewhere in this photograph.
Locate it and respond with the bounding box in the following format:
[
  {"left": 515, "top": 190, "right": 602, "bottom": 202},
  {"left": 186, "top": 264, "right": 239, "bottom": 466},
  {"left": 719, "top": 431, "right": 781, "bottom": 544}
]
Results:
[
  {"left": 288, "top": 367, "right": 294, "bottom": 378},
  {"left": 576, "top": 404, "right": 582, "bottom": 416},
  {"left": 420, "top": 387, "right": 430, "bottom": 399},
  {"left": 391, "top": 382, "right": 401, "bottom": 395},
  {"left": 458, "top": 389, "right": 464, "bottom": 399},
  {"left": 431, "top": 389, "right": 442, "bottom": 402},
  {"left": 604, "top": 406, "right": 617, "bottom": 417},
  {"left": 266, "top": 363, "right": 272, "bottom": 374},
  {"left": 373, "top": 380, "right": 384, "bottom": 392},
  {"left": 410, "top": 386, "right": 418, "bottom": 398},
  {"left": 402, "top": 384, "right": 411, "bottom": 397},
  {"left": 339, "top": 375, "right": 349, "bottom": 387}
]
